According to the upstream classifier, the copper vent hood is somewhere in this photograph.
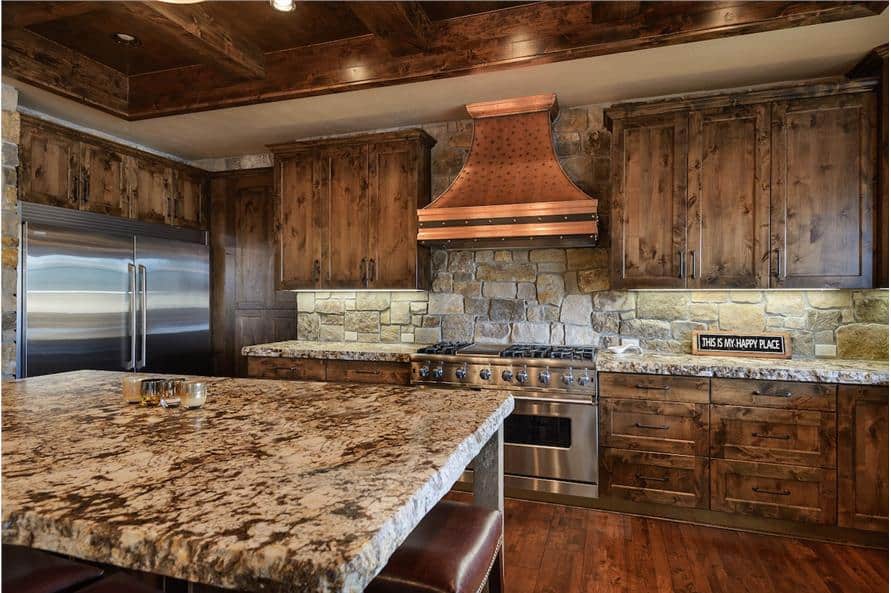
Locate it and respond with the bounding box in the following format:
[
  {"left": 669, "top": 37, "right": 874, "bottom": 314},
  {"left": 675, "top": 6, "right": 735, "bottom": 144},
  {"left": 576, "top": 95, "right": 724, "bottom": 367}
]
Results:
[{"left": 418, "top": 94, "right": 598, "bottom": 248}]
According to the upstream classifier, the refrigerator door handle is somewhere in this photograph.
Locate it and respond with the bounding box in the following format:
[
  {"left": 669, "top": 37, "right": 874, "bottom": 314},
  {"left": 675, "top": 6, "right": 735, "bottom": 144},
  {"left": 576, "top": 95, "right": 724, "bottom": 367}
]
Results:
[
  {"left": 137, "top": 264, "right": 147, "bottom": 369},
  {"left": 128, "top": 263, "right": 136, "bottom": 370}
]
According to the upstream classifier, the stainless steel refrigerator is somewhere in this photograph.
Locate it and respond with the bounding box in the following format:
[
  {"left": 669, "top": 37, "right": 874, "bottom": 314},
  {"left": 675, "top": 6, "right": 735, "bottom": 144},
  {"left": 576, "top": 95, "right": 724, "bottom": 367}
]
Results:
[{"left": 18, "top": 203, "right": 210, "bottom": 378}]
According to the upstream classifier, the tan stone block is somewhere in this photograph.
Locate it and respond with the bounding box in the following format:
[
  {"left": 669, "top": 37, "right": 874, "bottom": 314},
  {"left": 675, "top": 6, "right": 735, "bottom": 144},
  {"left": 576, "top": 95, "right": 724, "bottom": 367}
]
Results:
[
  {"left": 494, "top": 250, "right": 513, "bottom": 262},
  {"left": 390, "top": 301, "right": 411, "bottom": 324},
  {"left": 806, "top": 291, "right": 852, "bottom": 309},
  {"left": 476, "top": 262, "right": 536, "bottom": 282},
  {"left": 529, "top": 249, "right": 565, "bottom": 263},
  {"left": 837, "top": 324, "right": 889, "bottom": 360},
  {"left": 357, "top": 292, "right": 390, "bottom": 311},
  {"left": 691, "top": 291, "right": 728, "bottom": 303},
  {"left": 554, "top": 107, "right": 589, "bottom": 132},
  {"left": 718, "top": 303, "right": 765, "bottom": 332},
  {"left": 689, "top": 303, "right": 718, "bottom": 321},
  {"left": 765, "top": 292, "right": 804, "bottom": 316},
  {"left": 428, "top": 293, "right": 464, "bottom": 314},
  {"left": 315, "top": 299, "right": 345, "bottom": 314},
  {"left": 344, "top": 311, "right": 379, "bottom": 333},
  {"left": 815, "top": 344, "right": 837, "bottom": 358},
  {"left": 566, "top": 248, "right": 607, "bottom": 271},
  {"left": 2, "top": 111, "right": 19, "bottom": 143},
  {"left": 380, "top": 325, "right": 401, "bottom": 343},
  {"left": 853, "top": 291, "right": 889, "bottom": 323},
  {"left": 577, "top": 269, "right": 609, "bottom": 293},
  {"left": 729, "top": 291, "right": 763, "bottom": 303},
  {"left": 637, "top": 292, "right": 689, "bottom": 321},
  {"left": 594, "top": 291, "right": 636, "bottom": 312}
]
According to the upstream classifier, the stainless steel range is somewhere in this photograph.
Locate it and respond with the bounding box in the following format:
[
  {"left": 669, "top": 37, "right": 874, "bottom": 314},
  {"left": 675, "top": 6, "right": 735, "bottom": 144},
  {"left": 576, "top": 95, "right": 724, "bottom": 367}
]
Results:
[{"left": 410, "top": 342, "right": 598, "bottom": 498}]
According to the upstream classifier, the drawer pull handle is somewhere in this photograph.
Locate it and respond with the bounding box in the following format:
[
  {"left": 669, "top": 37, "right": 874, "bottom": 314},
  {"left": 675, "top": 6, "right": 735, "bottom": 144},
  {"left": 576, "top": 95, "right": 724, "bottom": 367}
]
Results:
[
  {"left": 752, "top": 487, "right": 791, "bottom": 496},
  {"left": 752, "top": 389, "right": 793, "bottom": 398},
  {"left": 353, "top": 369, "right": 382, "bottom": 375},
  {"left": 634, "top": 422, "right": 670, "bottom": 430},
  {"left": 635, "top": 474, "right": 669, "bottom": 483},
  {"left": 635, "top": 384, "right": 671, "bottom": 391},
  {"left": 751, "top": 432, "right": 792, "bottom": 440}
]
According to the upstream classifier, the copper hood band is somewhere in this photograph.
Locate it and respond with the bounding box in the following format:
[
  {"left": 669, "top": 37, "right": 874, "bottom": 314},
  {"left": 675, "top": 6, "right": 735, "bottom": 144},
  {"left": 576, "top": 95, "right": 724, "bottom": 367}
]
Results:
[{"left": 418, "top": 93, "right": 598, "bottom": 245}]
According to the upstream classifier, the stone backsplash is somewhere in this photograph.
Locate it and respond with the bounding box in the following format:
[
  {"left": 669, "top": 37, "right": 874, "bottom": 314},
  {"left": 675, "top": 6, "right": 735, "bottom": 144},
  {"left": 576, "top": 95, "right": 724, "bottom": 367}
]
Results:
[{"left": 296, "top": 247, "right": 889, "bottom": 360}]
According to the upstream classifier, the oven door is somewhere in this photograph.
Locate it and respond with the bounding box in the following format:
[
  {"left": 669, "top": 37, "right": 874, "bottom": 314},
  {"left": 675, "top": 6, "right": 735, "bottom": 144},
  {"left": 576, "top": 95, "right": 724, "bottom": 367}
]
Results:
[{"left": 504, "top": 395, "right": 598, "bottom": 485}]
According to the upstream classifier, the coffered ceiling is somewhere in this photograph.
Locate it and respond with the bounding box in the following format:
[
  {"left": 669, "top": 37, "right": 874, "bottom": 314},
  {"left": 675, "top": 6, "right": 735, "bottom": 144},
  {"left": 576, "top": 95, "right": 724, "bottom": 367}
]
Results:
[{"left": 2, "top": 1, "right": 886, "bottom": 121}]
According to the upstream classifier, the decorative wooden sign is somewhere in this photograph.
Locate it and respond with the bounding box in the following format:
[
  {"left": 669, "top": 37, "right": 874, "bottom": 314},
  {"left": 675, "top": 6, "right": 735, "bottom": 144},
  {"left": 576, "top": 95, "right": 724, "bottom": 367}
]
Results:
[{"left": 691, "top": 330, "right": 792, "bottom": 359}]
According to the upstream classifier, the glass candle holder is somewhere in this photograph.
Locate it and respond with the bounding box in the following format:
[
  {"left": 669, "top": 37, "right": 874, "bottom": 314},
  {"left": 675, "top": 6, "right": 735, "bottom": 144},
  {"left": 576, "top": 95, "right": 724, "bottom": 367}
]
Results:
[
  {"left": 122, "top": 375, "right": 143, "bottom": 404},
  {"left": 177, "top": 380, "right": 207, "bottom": 409},
  {"left": 139, "top": 379, "right": 165, "bottom": 407}
]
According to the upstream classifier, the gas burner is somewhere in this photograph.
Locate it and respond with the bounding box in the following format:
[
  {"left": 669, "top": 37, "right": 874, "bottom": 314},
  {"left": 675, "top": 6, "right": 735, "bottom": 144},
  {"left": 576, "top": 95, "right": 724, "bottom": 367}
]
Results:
[
  {"left": 499, "top": 344, "right": 597, "bottom": 361},
  {"left": 416, "top": 342, "right": 472, "bottom": 356}
]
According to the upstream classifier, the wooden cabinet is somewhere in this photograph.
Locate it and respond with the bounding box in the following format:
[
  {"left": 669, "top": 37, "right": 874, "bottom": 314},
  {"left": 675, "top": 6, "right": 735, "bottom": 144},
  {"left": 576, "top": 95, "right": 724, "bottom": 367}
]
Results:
[
  {"left": 19, "top": 122, "right": 79, "bottom": 208},
  {"left": 600, "top": 398, "right": 708, "bottom": 456},
  {"left": 601, "top": 449, "right": 709, "bottom": 509},
  {"left": 609, "top": 112, "right": 688, "bottom": 288},
  {"left": 711, "top": 378, "right": 836, "bottom": 411},
  {"left": 246, "top": 356, "right": 410, "bottom": 385},
  {"left": 210, "top": 169, "right": 297, "bottom": 377},
  {"left": 599, "top": 372, "right": 709, "bottom": 403},
  {"left": 80, "top": 142, "right": 125, "bottom": 217},
  {"left": 687, "top": 104, "right": 770, "bottom": 288},
  {"left": 606, "top": 79, "right": 879, "bottom": 289},
  {"left": 711, "top": 459, "right": 837, "bottom": 525},
  {"left": 838, "top": 385, "right": 889, "bottom": 532},
  {"left": 20, "top": 116, "right": 207, "bottom": 230},
  {"left": 770, "top": 93, "right": 876, "bottom": 288},
  {"left": 270, "top": 129, "right": 434, "bottom": 290}
]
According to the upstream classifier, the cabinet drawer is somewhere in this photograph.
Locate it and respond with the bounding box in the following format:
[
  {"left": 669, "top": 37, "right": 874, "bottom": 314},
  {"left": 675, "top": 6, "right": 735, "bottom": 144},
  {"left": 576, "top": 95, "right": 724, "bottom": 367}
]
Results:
[
  {"left": 246, "top": 357, "right": 326, "bottom": 381},
  {"left": 325, "top": 360, "right": 410, "bottom": 385},
  {"left": 599, "top": 373, "right": 709, "bottom": 403},
  {"left": 711, "top": 378, "right": 836, "bottom": 411},
  {"left": 710, "top": 460, "right": 836, "bottom": 524},
  {"left": 600, "top": 399, "right": 708, "bottom": 456},
  {"left": 710, "top": 405, "right": 836, "bottom": 468},
  {"left": 601, "top": 449, "right": 709, "bottom": 509}
]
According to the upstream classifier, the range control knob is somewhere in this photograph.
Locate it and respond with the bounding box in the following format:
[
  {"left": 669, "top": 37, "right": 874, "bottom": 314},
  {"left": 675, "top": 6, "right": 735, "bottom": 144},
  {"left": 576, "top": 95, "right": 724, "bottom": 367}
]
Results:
[
  {"left": 516, "top": 366, "right": 529, "bottom": 384},
  {"left": 561, "top": 367, "right": 575, "bottom": 386},
  {"left": 479, "top": 368, "right": 492, "bottom": 381},
  {"left": 501, "top": 369, "right": 513, "bottom": 382},
  {"left": 538, "top": 368, "right": 551, "bottom": 385},
  {"left": 577, "top": 369, "right": 591, "bottom": 386},
  {"left": 418, "top": 366, "right": 430, "bottom": 378},
  {"left": 455, "top": 364, "right": 468, "bottom": 380},
  {"left": 432, "top": 366, "right": 444, "bottom": 380}
]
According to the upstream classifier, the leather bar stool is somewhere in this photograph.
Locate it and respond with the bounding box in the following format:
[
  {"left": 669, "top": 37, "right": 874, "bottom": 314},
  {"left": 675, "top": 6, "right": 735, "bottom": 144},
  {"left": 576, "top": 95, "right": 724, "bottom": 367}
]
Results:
[
  {"left": 76, "top": 572, "right": 163, "bottom": 593},
  {"left": 1, "top": 544, "right": 104, "bottom": 593},
  {"left": 366, "top": 500, "right": 504, "bottom": 593}
]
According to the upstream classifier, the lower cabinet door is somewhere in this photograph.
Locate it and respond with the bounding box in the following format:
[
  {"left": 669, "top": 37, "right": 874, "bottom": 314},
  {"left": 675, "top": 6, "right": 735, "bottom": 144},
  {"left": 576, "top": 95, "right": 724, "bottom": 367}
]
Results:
[
  {"left": 246, "top": 356, "right": 326, "bottom": 381},
  {"left": 600, "top": 399, "right": 708, "bottom": 456},
  {"left": 325, "top": 360, "right": 410, "bottom": 385},
  {"left": 710, "top": 459, "right": 836, "bottom": 524},
  {"left": 600, "top": 448, "right": 709, "bottom": 509}
]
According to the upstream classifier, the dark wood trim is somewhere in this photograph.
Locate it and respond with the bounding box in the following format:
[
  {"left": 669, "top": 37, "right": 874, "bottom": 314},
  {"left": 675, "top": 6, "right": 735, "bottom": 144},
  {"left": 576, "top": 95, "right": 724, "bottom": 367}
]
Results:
[
  {"left": 1, "top": 1, "right": 100, "bottom": 29},
  {"left": 267, "top": 128, "right": 436, "bottom": 154},
  {"left": 349, "top": 1, "right": 431, "bottom": 56},
  {"left": 2, "top": 28, "right": 129, "bottom": 118},
  {"left": 120, "top": 2, "right": 266, "bottom": 80},
  {"left": 119, "top": 1, "right": 887, "bottom": 120},
  {"left": 605, "top": 77, "right": 880, "bottom": 128}
]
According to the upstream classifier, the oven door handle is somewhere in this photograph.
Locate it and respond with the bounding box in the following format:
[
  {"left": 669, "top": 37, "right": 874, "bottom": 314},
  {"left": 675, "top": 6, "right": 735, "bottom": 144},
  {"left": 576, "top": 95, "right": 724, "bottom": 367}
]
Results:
[{"left": 512, "top": 395, "right": 594, "bottom": 406}]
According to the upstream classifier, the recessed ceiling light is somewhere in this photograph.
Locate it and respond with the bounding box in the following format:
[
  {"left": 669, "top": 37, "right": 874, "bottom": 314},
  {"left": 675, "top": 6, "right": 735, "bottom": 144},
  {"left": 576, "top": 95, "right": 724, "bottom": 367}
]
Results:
[
  {"left": 270, "top": 0, "right": 295, "bottom": 12},
  {"left": 111, "top": 32, "right": 141, "bottom": 47}
]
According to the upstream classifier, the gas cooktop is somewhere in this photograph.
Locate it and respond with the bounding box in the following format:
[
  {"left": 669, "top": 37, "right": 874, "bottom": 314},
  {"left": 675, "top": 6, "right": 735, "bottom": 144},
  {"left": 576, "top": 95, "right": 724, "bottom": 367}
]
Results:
[{"left": 415, "top": 342, "right": 598, "bottom": 361}]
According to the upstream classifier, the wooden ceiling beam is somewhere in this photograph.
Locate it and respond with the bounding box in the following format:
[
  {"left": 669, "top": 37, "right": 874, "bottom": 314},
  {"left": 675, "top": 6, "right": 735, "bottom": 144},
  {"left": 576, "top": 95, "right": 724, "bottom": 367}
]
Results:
[
  {"left": 349, "top": 2, "right": 432, "bottom": 56},
  {"left": 121, "top": 1, "right": 266, "bottom": 80},
  {"left": 1, "top": 2, "right": 101, "bottom": 30},
  {"left": 2, "top": 28, "right": 129, "bottom": 118},
  {"left": 127, "top": 1, "right": 887, "bottom": 119}
]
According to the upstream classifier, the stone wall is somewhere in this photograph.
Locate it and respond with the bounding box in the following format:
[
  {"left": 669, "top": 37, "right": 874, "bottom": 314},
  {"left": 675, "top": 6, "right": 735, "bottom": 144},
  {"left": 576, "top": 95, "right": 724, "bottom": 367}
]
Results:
[
  {"left": 2, "top": 84, "right": 19, "bottom": 378},
  {"left": 296, "top": 248, "right": 889, "bottom": 360}
]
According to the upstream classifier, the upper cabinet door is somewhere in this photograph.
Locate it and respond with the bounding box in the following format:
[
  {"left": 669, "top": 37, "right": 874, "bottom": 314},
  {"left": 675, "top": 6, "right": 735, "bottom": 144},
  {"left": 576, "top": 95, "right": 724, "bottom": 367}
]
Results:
[
  {"left": 770, "top": 93, "right": 876, "bottom": 288},
  {"left": 276, "top": 152, "right": 323, "bottom": 289},
  {"left": 367, "top": 141, "right": 424, "bottom": 289},
  {"left": 321, "top": 145, "right": 371, "bottom": 289},
  {"left": 80, "top": 143, "right": 125, "bottom": 217},
  {"left": 610, "top": 112, "right": 688, "bottom": 288},
  {"left": 687, "top": 105, "right": 770, "bottom": 288},
  {"left": 125, "top": 156, "right": 172, "bottom": 225},
  {"left": 171, "top": 169, "right": 205, "bottom": 229},
  {"left": 20, "top": 124, "right": 79, "bottom": 208}
]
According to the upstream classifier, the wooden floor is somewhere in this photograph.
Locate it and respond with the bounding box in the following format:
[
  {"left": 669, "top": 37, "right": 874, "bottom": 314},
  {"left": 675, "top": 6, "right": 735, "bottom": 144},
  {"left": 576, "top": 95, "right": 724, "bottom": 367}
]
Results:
[{"left": 450, "top": 493, "right": 888, "bottom": 593}]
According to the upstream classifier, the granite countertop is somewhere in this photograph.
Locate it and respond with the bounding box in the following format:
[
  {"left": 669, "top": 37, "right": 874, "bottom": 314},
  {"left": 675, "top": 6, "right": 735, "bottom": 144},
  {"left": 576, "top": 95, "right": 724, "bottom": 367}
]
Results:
[
  {"left": 597, "top": 352, "right": 889, "bottom": 385},
  {"left": 2, "top": 371, "right": 514, "bottom": 593},
  {"left": 242, "top": 340, "right": 426, "bottom": 363}
]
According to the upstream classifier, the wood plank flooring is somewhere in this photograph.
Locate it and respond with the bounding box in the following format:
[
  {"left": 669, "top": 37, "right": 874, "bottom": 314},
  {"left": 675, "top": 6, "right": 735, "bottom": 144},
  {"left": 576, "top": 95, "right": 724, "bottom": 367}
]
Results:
[{"left": 448, "top": 493, "right": 889, "bottom": 593}]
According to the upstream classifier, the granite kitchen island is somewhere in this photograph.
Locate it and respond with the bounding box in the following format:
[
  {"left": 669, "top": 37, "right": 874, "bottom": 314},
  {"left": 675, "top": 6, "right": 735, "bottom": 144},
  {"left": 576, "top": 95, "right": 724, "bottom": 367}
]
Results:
[{"left": 1, "top": 371, "right": 514, "bottom": 593}]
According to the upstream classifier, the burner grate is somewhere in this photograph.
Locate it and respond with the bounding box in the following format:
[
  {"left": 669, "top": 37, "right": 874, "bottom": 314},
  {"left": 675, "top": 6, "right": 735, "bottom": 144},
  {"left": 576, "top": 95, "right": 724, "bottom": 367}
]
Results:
[
  {"left": 416, "top": 342, "right": 472, "bottom": 356},
  {"left": 499, "top": 344, "right": 597, "bottom": 361}
]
